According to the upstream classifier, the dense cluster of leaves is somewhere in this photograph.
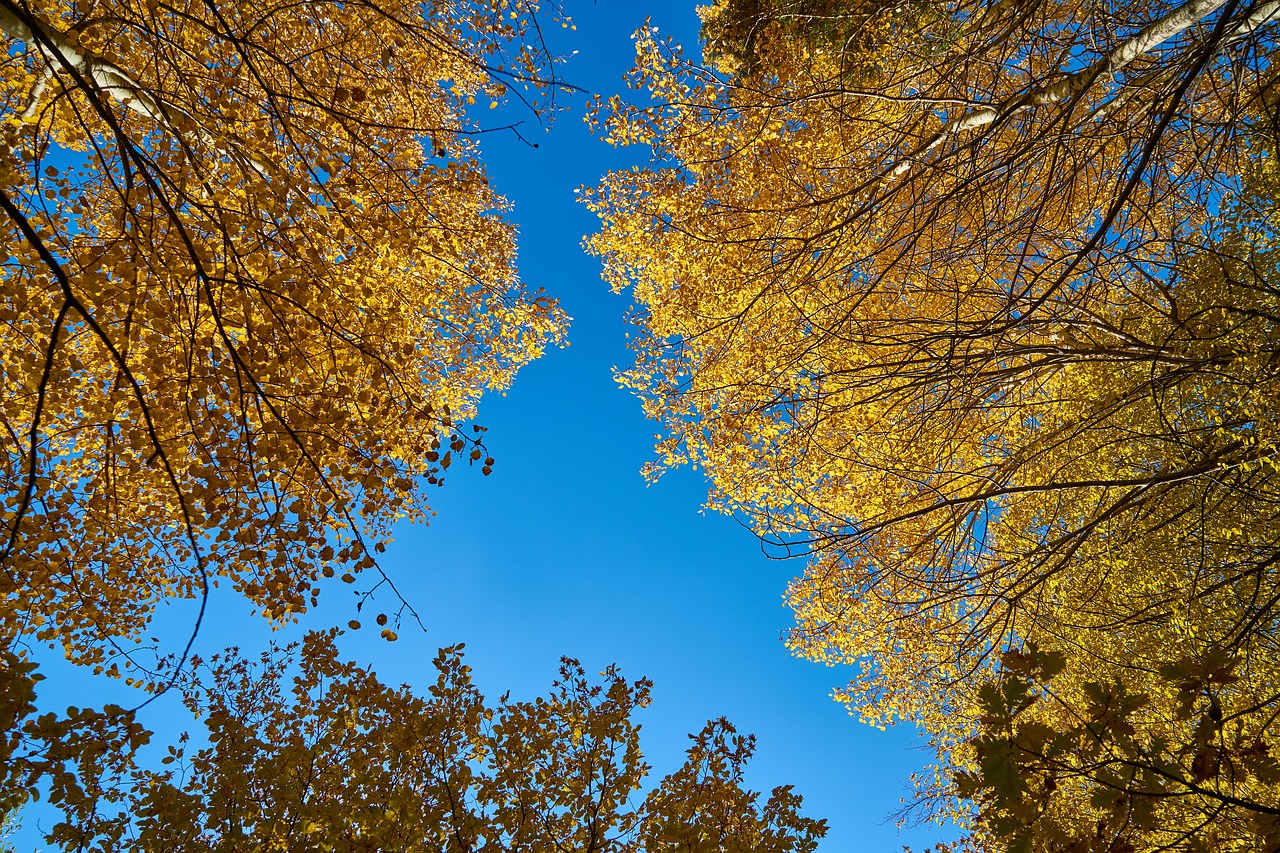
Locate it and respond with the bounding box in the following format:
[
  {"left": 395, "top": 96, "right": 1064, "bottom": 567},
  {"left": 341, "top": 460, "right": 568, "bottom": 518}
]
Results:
[
  {"left": 588, "top": 0, "right": 1280, "bottom": 847},
  {"left": 960, "top": 643, "right": 1280, "bottom": 852}
]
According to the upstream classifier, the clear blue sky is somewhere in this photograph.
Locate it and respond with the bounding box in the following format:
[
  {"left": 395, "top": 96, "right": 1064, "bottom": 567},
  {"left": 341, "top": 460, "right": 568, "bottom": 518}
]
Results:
[{"left": 18, "top": 2, "right": 959, "bottom": 850}]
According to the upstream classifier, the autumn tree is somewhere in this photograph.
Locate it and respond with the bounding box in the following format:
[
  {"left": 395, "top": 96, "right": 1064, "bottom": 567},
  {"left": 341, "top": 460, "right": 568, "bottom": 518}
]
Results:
[
  {"left": 925, "top": 169, "right": 1280, "bottom": 850},
  {"left": 588, "top": 0, "right": 1280, "bottom": 845},
  {"left": 0, "top": 630, "right": 826, "bottom": 852},
  {"left": 0, "top": 0, "right": 570, "bottom": 679}
]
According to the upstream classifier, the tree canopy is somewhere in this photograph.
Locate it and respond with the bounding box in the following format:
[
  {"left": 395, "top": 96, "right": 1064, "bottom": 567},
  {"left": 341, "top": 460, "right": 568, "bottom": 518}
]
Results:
[
  {"left": 588, "top": 0, "right": 1280, "bottom": 847},
  {"left": 1, "top": 632, "right": 826, "bottom": 852},
  {"left": 11, "top": 0, "right": 1280, "bottom": 846}
]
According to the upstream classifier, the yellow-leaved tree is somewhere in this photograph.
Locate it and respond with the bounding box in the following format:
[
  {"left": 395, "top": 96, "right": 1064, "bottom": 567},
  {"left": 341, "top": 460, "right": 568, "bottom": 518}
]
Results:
[
  {"left": 0, "top": 0, "right": 567, "bottom": 674},
  {"left": 0, "top": 634, "right": 827, "bottom": 852},
  {"left": 588, "top": 0, "right": 1280, "bottom": 848}
]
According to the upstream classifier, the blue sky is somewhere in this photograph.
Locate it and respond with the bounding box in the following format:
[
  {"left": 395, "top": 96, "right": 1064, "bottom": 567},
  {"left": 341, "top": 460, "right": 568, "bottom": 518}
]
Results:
[
  {"left": 17, "top": 2, "right": 960, "bottom": 850},
  {"left": 364, "top": 2, "right": 958, "bottom": 847}
]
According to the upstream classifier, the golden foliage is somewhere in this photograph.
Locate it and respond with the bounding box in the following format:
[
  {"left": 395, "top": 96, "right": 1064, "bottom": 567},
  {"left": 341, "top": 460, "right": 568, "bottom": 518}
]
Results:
[
  {"left": 588, "top": 0, "right": 1280, "bottom": 847},
  {"left": 1, "top": 632, "right": 826, "bottom": 852},
  {"left": 0, "top": 0, "right": 567, "bottom": 675}
]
